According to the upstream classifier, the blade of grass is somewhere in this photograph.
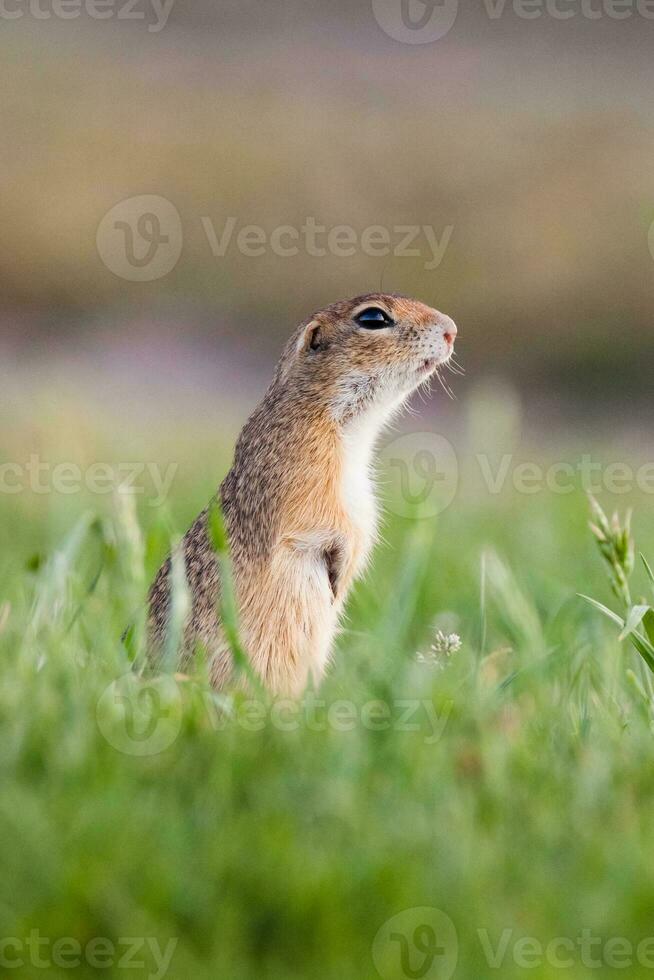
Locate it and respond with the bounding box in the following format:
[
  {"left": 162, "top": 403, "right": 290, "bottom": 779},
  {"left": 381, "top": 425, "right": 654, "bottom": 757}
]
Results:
[
  {"left": 618, "top": 605, "right": 652, "bottom": 642},
  {"left": 641, "top": 553, "right": 654, "bottom": 595},
  {"left": 580, "top": 595, "right": 654, "bottom": 675},
  {"left": 208, "top": 500, "right": 264, "bottom": 696},
  {"left": 162, "top": 543, "right": 191, "bottom": 673},
  {"left": 578, "top": 594, "right": 625, "bottom": 630}
]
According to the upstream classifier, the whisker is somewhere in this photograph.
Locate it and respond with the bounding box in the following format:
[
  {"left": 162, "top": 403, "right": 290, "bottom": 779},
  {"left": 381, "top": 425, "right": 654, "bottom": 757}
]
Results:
[
  {"left": 448, "top": 354, "right": 465, "bottom": 376},
  {"left": 412, "top": 378, "right": 433, "bottom": 408},
  {"left": 435, "top": 369, "right": 455, "bottom": 401}
]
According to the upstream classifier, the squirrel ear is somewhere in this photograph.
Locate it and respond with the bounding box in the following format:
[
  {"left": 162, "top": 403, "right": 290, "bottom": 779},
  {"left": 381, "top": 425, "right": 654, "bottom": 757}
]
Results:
[{"left": 298, "top": 320, "right": 327, "bottom": 354}]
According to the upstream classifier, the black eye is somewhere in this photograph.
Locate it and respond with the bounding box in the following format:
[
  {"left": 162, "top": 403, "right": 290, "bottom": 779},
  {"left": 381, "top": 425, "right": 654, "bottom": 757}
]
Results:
[{"left": 355, "top": 307, "right": 394, "bottom": 329}]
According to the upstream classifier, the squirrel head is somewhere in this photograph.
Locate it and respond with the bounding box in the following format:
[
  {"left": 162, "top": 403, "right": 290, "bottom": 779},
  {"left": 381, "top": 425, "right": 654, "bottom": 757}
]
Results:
[{"left": 278, "top": 293, "right": 458, "bottom": 423}]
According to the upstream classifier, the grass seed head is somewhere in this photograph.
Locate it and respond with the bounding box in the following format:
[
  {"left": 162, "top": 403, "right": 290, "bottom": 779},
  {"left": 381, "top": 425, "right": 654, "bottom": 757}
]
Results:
[{"left": 588, "top": 495, "right": 634, "bottom": 608}]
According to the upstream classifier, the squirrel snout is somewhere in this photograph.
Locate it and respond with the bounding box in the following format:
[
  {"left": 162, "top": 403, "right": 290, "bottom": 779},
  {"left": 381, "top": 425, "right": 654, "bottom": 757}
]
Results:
[{"left": 439, "top": 316, "right": 457, "bottom": 346}]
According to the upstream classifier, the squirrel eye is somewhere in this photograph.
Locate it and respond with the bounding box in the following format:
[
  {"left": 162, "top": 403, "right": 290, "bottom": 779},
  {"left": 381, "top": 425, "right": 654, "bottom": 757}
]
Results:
[{"left": 355, "top": 307, "right": 394, "bottom": 329}]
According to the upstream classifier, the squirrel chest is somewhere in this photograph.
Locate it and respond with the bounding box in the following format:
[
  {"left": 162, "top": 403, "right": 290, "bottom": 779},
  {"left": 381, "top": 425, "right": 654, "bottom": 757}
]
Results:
[{"left": 338, "top": 414, "right": 380, "bottom": 570}]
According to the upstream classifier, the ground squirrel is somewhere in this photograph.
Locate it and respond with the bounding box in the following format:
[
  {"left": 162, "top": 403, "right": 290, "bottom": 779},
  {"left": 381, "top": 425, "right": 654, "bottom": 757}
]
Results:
[{"left": 147, "top": 293, "right": 457, "bottom": 695}]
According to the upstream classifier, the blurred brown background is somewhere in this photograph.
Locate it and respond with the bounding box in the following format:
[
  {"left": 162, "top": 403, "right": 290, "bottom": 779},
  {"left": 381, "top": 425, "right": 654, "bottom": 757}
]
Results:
[{"left": 1, "top": 0, "right": 653, "bottom": 435}]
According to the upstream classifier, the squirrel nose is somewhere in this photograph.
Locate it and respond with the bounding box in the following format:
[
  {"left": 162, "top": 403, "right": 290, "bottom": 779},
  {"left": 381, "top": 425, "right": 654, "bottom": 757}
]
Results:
[{"left": 441, "top": 318, "right": 457, "bottom": 345}]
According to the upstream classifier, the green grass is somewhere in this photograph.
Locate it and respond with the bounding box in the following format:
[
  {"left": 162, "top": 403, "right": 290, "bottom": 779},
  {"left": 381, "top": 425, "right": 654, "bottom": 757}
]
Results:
[{"left": 2, "top": 458, "right": 654, "bottom": 979}]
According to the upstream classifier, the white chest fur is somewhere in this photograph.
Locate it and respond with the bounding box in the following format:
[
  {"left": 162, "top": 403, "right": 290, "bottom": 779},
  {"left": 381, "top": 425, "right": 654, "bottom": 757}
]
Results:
[
  {"left": 336, "top": 381, "right": 409, "bottom": 572},
  {"left": 340, "top": 413, "right": 380, "bottom": 554}
]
